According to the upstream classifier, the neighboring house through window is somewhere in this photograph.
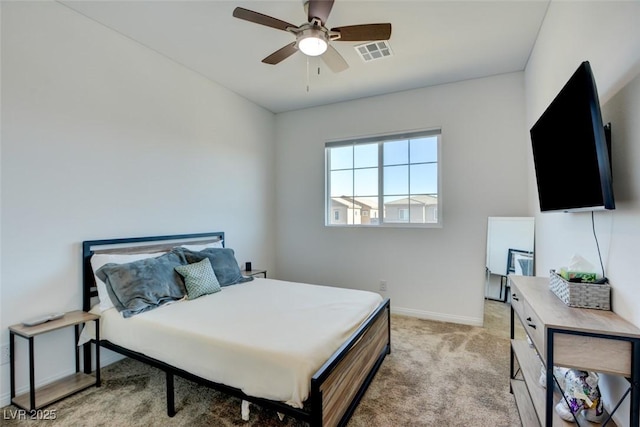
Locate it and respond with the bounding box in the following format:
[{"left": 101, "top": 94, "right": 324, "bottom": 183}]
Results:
[{"left": 325, "top": 129, "right": 441, "bottom": 227}]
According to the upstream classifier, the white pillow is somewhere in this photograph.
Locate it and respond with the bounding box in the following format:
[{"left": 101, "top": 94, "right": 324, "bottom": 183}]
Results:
[
  {"left": 91, "top": 252, "right": 164, "bottom": 311},
  {"left": 180, "top": 240, "right": 223, "bottom": 251}
]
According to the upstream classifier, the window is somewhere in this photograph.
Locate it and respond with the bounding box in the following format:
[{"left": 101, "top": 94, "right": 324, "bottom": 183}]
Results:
[{"left": 326, "top": 129, "right": 441, "bottom": 227}]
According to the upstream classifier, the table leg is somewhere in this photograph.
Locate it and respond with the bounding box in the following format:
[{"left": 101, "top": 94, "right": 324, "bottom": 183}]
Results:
[
  {"left": 545, "top": 330, "right": 555, "bottom": 426},
  {"left": 74, "top": 325, "right": 80, "bottom": 373},
  {"left": 509, "top": 305, "right": 515, "bottom": 393},
  {"left": 95, "top": 319, "right": 101, "bottom": 386},
  {"left": 10, "top": 332, "right": 15, "bottom": 399},
  {"left": 28, "top": 337, "right": 35, "bottom": 411},
  {"left": 631, "top": 340, "right": 639, "bottom": 426}
]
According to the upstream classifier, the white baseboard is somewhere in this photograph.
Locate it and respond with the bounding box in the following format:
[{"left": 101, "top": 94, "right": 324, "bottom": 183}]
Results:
[
  {"left": 0, "top": 350, "right": 125, "bottom": 408},
  {"left": 391, "top": 306, "right": 483, "bottom": 327}
]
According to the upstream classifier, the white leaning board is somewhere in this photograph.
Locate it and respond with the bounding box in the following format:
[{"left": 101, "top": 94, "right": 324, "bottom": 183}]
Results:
[{"left": 486, "top": 217, "right": 535, "bottom": 275}]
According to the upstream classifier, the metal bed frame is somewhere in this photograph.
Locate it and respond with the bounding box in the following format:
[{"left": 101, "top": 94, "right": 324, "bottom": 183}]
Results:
[{"left": 82, "top": 231, "right": 391, "bottom": 427}]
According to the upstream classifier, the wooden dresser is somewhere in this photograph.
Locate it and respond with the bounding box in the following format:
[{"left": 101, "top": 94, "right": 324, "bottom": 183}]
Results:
[{"left": 509, "top": 275, "right": 640, "bottom": 426}]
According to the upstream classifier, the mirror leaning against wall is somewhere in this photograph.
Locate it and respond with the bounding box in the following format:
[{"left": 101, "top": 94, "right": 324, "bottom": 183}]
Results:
[{"left": 485, "top": 217, "right": 535, "bottom": 302}]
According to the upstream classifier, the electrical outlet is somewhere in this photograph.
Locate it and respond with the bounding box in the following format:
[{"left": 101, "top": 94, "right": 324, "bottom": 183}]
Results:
[
  {"left": 379, "top": 280, "right": 387, "bottom": 292},
  {"left": 1, "top": 344, "right": 9, "bottom": 365}
]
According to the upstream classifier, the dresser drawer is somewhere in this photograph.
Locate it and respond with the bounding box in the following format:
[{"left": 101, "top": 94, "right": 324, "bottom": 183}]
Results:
[
  {"left": 522, "top": 300, "right": 545, "bottom": 356},
  {"left": 509, "top": 280, "right": 525, "bottom": 322}
]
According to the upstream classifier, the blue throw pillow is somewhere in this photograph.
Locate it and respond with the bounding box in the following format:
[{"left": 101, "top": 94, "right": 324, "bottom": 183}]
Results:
[
  {"left": 179, "top": 248, "right": 253, "bottom": 287},
  {"left": 175, "top": 258, "right": 221, "bottom": 300},
  {"left": 96, "top": 250, "right": 187, "bottom": 318}
]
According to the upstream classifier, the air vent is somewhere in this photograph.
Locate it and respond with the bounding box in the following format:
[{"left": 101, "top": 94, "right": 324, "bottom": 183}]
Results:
[{"left": 355, "top": 41, "right": 393, "bottom": 62}]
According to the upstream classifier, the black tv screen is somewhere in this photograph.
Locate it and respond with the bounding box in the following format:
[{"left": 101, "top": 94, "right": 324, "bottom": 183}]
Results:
[{"left": 530, "top": 61, "right": 615, "bottom": 212}]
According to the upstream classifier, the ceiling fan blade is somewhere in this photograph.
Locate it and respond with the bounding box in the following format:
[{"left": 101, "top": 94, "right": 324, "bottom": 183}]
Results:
[
  {"left": 262, "top": 42, "right": 298, "bottom": 65},
  {"left": 307, "top": 0, "right": 335, "bottom": 25},
  {"left": 331, "top": 23, "right": 392, "bottom": 42},
  {"left": 322, "top": 45, "right": 348, "bottom": 73},
  {"left": 233, "top": 7, "right": 296, "bottom": 32}
]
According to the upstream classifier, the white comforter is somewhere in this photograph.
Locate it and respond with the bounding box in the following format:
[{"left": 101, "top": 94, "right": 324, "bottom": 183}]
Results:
[{"left": 86, "top": 278, "right": 383, "bottom": 408}]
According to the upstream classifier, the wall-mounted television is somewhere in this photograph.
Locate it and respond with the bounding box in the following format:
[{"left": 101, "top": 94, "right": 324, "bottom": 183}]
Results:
[{"left": 530, "top": 61, "right": 615, "bottom": 212}]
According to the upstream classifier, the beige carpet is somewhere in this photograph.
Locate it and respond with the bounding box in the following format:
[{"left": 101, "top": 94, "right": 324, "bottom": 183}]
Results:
[{"left": 2, "top": 301, "right": 521, "bottom": 426}]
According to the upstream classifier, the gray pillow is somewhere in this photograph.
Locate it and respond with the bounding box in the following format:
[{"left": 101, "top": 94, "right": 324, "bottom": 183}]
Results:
[
  {"left": 96, "top": 250, "right": 187, "bottom": 318},
  {"left": 179, "top": 248, "right": 253, "bottom": 287}
]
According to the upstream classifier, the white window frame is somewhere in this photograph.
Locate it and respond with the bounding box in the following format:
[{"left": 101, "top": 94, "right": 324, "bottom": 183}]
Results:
[{"left": 325, "top": 129, "right": 442, "bottom": 228}]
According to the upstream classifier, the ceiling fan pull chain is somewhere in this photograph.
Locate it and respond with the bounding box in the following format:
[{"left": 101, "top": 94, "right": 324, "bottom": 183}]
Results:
[{"left": 306, "top": 56, "right": 310, "bottom": 92}]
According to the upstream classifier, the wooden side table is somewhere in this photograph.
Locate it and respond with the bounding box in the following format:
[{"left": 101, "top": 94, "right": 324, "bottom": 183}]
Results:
[
  {"left": 242, "top": 269, "right": 267, "bottom": 278},
  {"left": 9, "top": 310, "right": 100, "bottom": 411}
]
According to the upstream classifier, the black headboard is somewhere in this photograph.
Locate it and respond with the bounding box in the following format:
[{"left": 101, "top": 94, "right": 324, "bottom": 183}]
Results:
[{"left": 82, "top": 231, "right": 225, "bottom": 312}]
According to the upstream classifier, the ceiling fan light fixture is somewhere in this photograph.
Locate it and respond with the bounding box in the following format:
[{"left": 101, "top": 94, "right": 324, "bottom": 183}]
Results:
[
  {"left": 232, "top": 3, "right": 391, "bottom": 71},
  {"left": 297, "top": 29, "right": 328, "bottom": 56}
]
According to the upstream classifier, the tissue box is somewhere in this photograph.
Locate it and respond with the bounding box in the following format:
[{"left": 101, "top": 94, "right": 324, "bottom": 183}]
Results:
[
  {"left": 549, "top": 270, "right": 610, "bottom": 310},
  {"left": 559, "top": 268, "right": 597, "bottom": 283}
]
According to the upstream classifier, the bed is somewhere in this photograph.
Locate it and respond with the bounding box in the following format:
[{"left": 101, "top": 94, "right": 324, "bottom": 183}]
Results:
[{"left": 81, "top": 232, "right": 391, "bottom": 427}]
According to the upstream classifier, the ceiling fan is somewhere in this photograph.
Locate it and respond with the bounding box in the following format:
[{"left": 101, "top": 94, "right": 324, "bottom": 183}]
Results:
[{"left": 232, "top": 0, "right": 392, "bottom": 73}]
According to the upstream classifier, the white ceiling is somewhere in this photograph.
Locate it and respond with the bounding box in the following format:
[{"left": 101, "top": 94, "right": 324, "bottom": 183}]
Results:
[{"left": 60, "top": 0, "right": 549, "bottom": 113}]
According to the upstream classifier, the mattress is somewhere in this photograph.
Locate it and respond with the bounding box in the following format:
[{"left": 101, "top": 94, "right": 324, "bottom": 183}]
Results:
[{"left": 85, "top": 278, "right": 383, "bottom": 408}]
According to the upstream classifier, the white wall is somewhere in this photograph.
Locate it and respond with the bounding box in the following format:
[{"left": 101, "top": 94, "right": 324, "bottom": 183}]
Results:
[
  {"left": 274, "top": 72, "right": 529, "bottom": 325},
  {"left": 0, "top": 2, "right": 276, "bottom": 405},
  {"left": 0, "top": 1, "right": 4, "bottom": 408},
  {"left": 524, "top": 2, "right": 640, "bottom": 425}
]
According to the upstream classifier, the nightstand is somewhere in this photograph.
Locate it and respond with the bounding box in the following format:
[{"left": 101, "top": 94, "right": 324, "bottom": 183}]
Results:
[
  {"left": 9, "top": 310, "right": 100, "bottom": 411},
  {"left": 242, "top": 269, "right": 267, "bottom": 278}
]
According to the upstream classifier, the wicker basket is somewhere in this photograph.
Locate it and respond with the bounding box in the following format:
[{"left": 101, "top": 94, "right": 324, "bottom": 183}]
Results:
[{"left": 549, "top": 270, "right": 610, "bottom": 310}]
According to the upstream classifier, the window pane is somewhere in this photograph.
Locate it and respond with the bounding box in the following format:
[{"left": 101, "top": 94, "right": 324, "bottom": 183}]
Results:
[
  {"left": 383, "top": 165, "right": 408, "bottom": 195},
  {"left": 354, "top": 143, "right": 378, "bottom": 168},
  {"left": 330, "top": 146, "right": 352, "bottom": 170},
  {"left": 383, "top": 140, "right": 408, "bottom": 165},
  {"left": 330, "top": 170, "right": 352, "bottom": 197},
  {"left": 410, "top": 164, "right": 438, "bottom": 194},
  {"left": 383, "top": 196, "right": 408, "bottom": 223},
  {"left": 410, "top": 137, "right": 438, "bottom": 163},
  {"left": 354, "top": 168, "right": 378, "bottom": 196}
]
